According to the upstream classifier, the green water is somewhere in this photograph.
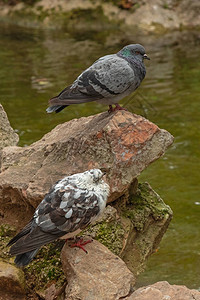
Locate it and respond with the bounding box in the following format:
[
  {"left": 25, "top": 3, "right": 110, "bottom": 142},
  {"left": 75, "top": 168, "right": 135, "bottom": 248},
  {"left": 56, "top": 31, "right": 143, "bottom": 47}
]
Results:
[{"left": 0, "top": 23, "right": 200, "bottom": 289}]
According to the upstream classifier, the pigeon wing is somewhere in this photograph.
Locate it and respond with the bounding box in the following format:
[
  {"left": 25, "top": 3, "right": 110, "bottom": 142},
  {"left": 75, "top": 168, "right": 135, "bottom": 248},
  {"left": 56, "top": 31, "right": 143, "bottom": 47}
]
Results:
[
  {"left": 9, "top": 183, "right": 100, "bottom": 255},
  {"left": 48, "top": 54, "right": 135, "bottom": 106}
]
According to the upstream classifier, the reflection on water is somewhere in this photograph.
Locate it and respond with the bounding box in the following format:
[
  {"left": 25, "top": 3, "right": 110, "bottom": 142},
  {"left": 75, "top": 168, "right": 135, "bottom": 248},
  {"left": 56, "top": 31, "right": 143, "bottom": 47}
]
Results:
[{"left": 0, "top": 23, "right": 200, "bottom": 289}]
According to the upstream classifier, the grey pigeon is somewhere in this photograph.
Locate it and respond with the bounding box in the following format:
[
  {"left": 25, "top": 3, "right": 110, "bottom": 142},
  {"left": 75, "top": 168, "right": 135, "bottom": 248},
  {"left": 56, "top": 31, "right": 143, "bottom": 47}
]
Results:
[
  {"left": 7, "top": 169, "right": 109, "bottom": 267},
  {"left": 46, "top": 44, "right": 150, "bottom": 113}
]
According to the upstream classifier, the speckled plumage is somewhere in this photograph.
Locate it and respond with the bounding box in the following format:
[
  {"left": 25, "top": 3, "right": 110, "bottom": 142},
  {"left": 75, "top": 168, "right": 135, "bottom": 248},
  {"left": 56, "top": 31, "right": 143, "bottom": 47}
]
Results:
[
  {"left": 7, "top": 169, "right": 109, "bottom": 267},
  {"left": 46, "top": 44, "right": 150, "bottom": 113}
]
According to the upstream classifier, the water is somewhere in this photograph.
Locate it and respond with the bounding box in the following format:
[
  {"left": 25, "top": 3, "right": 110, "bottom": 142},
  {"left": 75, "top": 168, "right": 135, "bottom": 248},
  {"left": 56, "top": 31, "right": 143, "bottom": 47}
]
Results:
[{"left": 0, "top": 23, "right": 200, "bottom": 289}]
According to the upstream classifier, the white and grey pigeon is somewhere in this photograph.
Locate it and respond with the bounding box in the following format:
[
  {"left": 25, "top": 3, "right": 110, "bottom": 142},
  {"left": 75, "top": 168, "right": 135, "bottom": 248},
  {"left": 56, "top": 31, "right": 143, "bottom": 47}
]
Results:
[
  {"left": 46, "top": 44, "right": 150, "bottom": 113},
  {"left": 7, "top": 169, "right": 109, "bottom": 267}
]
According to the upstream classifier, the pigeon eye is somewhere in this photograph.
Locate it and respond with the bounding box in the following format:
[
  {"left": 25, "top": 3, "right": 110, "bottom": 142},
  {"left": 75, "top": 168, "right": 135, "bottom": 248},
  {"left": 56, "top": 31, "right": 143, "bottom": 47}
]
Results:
[{"left": 135, "top": 51, "right": 140, "bottom": 55}]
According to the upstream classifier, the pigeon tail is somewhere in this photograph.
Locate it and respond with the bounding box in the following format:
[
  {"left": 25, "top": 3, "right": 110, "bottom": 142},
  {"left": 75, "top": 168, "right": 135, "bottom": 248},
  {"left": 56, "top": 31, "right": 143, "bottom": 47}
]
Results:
[
  {"left": 14, "top": 249, "right": 39, "bottom": 267},
  {"left": 7, "top": 220, "right": 33, "bottom": 247},
  {"left": 46, "top": 105, "right": 68, "bottom": 113}
]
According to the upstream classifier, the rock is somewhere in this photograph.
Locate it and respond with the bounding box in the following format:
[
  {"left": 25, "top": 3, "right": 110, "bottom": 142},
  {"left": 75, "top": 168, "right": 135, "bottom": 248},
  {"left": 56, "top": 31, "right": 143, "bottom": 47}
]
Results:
[
  {"left": 0, "top": 0, "right": 199, "bottom": 31},
  {"left": 61, "top": 239, "right": 134, "bottom": 300},
  {"left": 0, "top": 259, "right": 26, "bottom": 300},
  {"left": 0, "top": 104, "right": 19, "bottom": 151},
  {"left": 0, "top": 111, "right": 173, "bottom": 228},
  {"left": 120, "top": 182, "right": 173, "bottom": 275},
  {"left": 125, "top": 281, "right": 200, "bottom": 300},
  {"left": 45, "top": 283, "right": 66, "bottom": 300},
  {"left": 83, "top": 182, "right": 173, "bottom": 276}
]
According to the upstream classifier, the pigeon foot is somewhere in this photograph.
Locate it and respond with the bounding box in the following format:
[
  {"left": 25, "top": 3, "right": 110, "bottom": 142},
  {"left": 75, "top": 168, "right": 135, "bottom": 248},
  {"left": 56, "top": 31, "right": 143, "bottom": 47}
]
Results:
[
  {"left": 108, "top": 105, "right": 114, "bottom": 113},
  {"left": 113, "top": 103, "right": 128, "bottom": 111},
  {"left": 70, "top": 238, "right": 93, "bottom": 253},
  {"left": 108, "top": 104, "right": 127, "bottom": 113}
]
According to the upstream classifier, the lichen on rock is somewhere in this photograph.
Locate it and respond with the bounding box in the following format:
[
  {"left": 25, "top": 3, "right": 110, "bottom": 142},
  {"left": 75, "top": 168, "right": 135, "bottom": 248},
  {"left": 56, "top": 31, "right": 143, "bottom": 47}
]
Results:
[
  {"left": 82, "top": 205, "right": 126, "bottom": 256},
  {"left": 123, "top": 182, "right": 172, "bottom": 230},
  {"left": 118, "top": 182, "right": 173, "bottom": 275}
]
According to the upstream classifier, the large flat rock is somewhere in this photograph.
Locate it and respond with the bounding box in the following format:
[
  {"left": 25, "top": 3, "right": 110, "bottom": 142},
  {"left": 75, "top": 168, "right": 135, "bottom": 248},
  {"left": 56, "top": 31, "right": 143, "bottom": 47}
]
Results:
[
  {"left": 61, "top": 239, "right": 134, "bottom": 300},
  {"left": 0, "top": 111, "right": 173, "bottom": 227}
]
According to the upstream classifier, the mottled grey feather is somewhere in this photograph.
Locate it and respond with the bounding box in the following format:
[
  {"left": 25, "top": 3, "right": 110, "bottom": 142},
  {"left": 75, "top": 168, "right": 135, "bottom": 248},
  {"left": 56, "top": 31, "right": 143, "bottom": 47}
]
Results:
[
  {"left": 9, "top": 226, "right": 65, "bottom": 255},
  {"left": 8, "top": 169, "right": 109, "bottom": 266}
]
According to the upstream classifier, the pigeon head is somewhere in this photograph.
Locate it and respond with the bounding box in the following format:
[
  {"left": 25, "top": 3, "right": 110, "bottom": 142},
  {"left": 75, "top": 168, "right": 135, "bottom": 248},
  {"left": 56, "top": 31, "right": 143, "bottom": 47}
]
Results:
[
  {"left": 87, "top": 169, "right": 104, "bottom": 183},
  {"left": 80, "top": 169, "right": 109, "bottom": 195},
  {"left": 118, "top": 44, "right": 150, "bottom": 61}
]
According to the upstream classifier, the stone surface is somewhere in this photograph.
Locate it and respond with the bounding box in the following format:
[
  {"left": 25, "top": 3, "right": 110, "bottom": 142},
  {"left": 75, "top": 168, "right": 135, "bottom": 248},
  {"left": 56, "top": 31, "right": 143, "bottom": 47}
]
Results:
[
  {"left": 0, "top": 0, "right": 199, "bottom": 30},
  {"left": 0, "top": 259, "right": 26, "bottom": 299},
  {"left": 0, "top": 111, "right": 173, "bottom": 228},
  {"left": 126, "top": 281, "right": 200, "bottom": 300},
  {"left": 83, "top": 182, "right": 172, "bottom": 276},
  {"left": 117, "top": 182, "right": 173, "bottom": 275},
  {"left": 45, "top": 283, "right": 66, "bottom": 300},
  {"left": 61, "top": 239, "right": 134, "bottom": 300},
  {"left": 0, "top": 104, "right": 19, "bottom": 151}
]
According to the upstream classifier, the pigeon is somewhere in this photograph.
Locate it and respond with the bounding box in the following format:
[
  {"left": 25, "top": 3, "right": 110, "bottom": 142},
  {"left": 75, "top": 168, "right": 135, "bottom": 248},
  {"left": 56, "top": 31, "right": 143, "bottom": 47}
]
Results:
[
  {"left": 46, "top": 44, "right": 150, "bottom": 113},
  {"left": 7, "top": 169, "right": 110, "bottom": 267}
]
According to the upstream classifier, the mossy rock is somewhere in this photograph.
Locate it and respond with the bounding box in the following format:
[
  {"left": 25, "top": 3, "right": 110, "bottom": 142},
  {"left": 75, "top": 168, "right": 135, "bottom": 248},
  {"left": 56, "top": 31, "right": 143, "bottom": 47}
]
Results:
[
  {"left": 82, "top": 205, "right": 126, "bottom": 256},
  {"left": 24, "top": 240, "right": 66, "bottom": 293},
  {"left": 122, "top": 182, "right": 173, "bottom": 231},
  {"left": 0, "top": 182, "right": 173, "bottom": 294},
  {"left": 118, "top": 182, "right": 173, "bottom": 275},
  {"left": 0, "top": 259, "right": 26, "bottom": 295}
]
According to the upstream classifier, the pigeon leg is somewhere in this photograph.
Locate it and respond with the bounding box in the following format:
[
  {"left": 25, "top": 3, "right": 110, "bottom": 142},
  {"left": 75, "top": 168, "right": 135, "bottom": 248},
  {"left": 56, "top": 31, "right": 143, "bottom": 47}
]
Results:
[
  {"left": 108, "top": 105, "right": 114, "bottom": 113},
  {"left": 70, "top": 238, "right": 93, "bottom": 253},
  {"left": 113, "top": 103, "right": 128, "bottom": 111}
]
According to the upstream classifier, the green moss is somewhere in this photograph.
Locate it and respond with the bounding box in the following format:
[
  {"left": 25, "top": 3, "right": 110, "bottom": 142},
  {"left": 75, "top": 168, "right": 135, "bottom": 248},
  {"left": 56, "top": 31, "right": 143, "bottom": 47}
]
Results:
[
  {"left": 82, "top": 206, "right": 126, "bottom": 256},
  {"left": 0, "top": 225, "right": 66, "bottom": 294},
  {"left": 52, "top": 6, "right": 120, "bottom": 34},
  {"left": 24, "top": 240, "right": 66, "bottom": 291},
  {"left": 6, "top": 4, "right": 121, "bottom": 36},
  {"left": 12, "top": 6, "right": 50, "bottom": 23},
  {"left": 87, "top": 221, "right": 125, "bottom": 255},
  {"left": 0, "top": 224, "right": 16, "bottom": 237},
  {"left": 121, "top": 182, "right": 172, "bottom": 231},
  {"left": 0, "top": 224, "right": 16, "bottom": 260}
]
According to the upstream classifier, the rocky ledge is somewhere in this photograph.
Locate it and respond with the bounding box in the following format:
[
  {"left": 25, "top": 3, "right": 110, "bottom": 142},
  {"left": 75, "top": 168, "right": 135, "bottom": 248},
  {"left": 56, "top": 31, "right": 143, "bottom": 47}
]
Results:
[
  {"left": 0, "top": 110, "right": 173, "bottom": 227},
  {"left": 0, "top": 105, "right": 175, "bottom": 299}
]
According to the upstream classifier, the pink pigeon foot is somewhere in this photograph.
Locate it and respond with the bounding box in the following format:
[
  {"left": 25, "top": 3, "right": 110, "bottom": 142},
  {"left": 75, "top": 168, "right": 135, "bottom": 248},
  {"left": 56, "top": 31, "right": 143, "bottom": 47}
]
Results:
[
  {"left": 113, "top": 103, "right": 128, "bottom": 111},
  {"left": 70, "top": 238, "right": 93, "bottom": 253},
  {"left": 108, "top": 105, "right": 114, "bottom": 113},
  {"left": 108, "top": 104, "right": 127, "bottom": 113}
]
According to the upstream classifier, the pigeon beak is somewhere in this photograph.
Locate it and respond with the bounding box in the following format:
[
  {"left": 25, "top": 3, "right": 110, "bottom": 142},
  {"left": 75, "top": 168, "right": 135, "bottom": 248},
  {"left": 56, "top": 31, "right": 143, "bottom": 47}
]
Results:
[{"left": 143, "top": 54, "right": 150, "bottom": 60}]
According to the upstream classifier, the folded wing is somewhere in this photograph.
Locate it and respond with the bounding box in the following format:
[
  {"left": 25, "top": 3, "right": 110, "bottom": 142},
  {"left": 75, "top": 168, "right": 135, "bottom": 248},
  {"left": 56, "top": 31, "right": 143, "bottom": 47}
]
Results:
[
  {"left": 48, "top": 55, "right": 135, "bottom": 107},
  {"left": 8, "top": 182, "right": 100, "bottom": 256}
]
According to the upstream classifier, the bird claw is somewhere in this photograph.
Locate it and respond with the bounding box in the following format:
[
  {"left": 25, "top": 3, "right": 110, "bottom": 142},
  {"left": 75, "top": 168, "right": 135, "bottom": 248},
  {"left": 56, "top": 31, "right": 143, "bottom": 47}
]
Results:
[
  {"left": 108, "top": 105, "right": 114, "bottom": 113},
  {"left": 108, "top": 104, "right": 127, "bottom": 113},
  {"left": 70, "top": 238, "right": 93, "bottom": 253}
]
